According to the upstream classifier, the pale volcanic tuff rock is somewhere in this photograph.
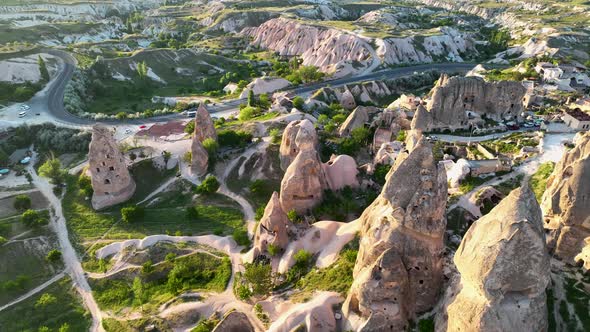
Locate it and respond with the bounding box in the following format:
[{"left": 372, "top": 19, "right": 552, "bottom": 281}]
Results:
[
  {"left": 212, "top": 311, "right": 254, "bottom": 332},
  {"left": 322, "top": 154, "right": 359, "bottom": 191},
  {"left": 413, "top": 75, "right": 526, "bottom": 131},
  {"left": 253, "top": 192, "right": 293, "bottom": 257},
  {"left": 193, "top": 103, "right": 217, "bottom": 143},
  {"left": 89, "top": 125, "right": 136, "bottom": 210},
  {"left": 243, "top": 17, "right": 374, "bottom": 74},
  {"left": 437, "top": 185, "right": 550, "bottom": 332},
  {"left": 190, "top": 138, "right": 209, "bottom": 177},
  {"left": 279, "top": 146, "right": 327, "bottom": 215},
  {"left": 190, "top": 103, "right": 216, "bottom": 176},
  {"left": 279, "top": 119, "right": 318, "bottom": 171},
  {"left": 339, "top": 106, "right": 370, "bottom": 137},
  {"left": 343, "top": 139, "right": 448, "bottom": 330},
  {"left": 541, "top": 132, "right": 590, "bottom": 266}
]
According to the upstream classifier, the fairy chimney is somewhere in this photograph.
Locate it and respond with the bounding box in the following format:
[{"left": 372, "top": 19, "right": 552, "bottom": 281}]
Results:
[{"left": 89, "top": 125, "right": 136, "bottom": 210}]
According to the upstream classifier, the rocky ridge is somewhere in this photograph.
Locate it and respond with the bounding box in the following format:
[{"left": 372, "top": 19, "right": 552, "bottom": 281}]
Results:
[
  {"left": 437, "top": 185, "right": 550, "bottom": 332},
  {"left": 343, "top": 138, "right": 448, "bottom": 330}
]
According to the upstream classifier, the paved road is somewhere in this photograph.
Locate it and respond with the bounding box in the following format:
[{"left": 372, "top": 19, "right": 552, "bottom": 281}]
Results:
[{"left": 5, "top": 50, "right": 501, "bottom": 128}]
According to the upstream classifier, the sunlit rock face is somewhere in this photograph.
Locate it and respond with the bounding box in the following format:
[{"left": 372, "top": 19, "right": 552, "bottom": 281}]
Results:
[
  {"left": 343, "top": 139, "right": 448, "bottom": 330},
  {"left": 89, "top": 125, "right": 136, "bottom": 210},
  {"left": 253, "top": 191, "right": 292, "bottom": 258},
  {"left": 193, "top": 103, "right": 217, "bottom": 143},
  {"left": 279, "top": 119, "right": 317, "bottom": 171},
  {"left": 412, "top": 74, "right": 526, "bottom": 131},
  {"left": 541, "top": 131, "right": 590, "bottom": 267},
  {"left": 190, "top": 137, "right": 208, "bottom": 177},
  {"left": 437, "top": 185, "right": 550, "bottom": 332}
]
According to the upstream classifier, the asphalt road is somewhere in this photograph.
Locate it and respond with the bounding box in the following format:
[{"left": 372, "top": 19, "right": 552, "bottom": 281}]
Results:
[{"left": 41, "top": 52, "right": 496, "bottom": 127}]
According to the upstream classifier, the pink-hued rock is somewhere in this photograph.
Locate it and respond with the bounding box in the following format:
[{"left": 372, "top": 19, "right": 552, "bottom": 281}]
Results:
[
  {"left": 279, "top": 119, "right": 317, "bottom": 171},
  {"left": 343, "top": 138, "right": 448, "bottom": 330},
  {"left": 194, "top": 103, "right": 217, "bottom": 143},
  {"left": 412, "top": 74, "right": 526, "bottom": 131},
  {"left": 437, "top": 185, "right": 550, "bottom": 332},
  {"left": 323, "top": 154, "right": 359, "bottom": 191},
  {"left": 339, "top": 106, "right": 369, "bottom": 137},
  {"left": 541, "top": 131, "right": 590, "bottom": 266},
  {"left": 279, "top": 146, "right": 326, "bottom": 215},
  {"left": 190, "top": 137, "right": 208, "bottom": 177},
  {"left": 89, "top": 125, "right": 136, "bottom": 210},
  {"left": 253, "top": 192, "right": 293, "bottom": 257}
]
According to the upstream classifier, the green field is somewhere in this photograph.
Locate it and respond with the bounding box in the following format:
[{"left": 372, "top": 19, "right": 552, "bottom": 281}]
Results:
[
  {"left": 0, "top": 276, "right": 90, "bottom": 332},
  {"left": 90, "top": 252, "right": 231, "bottom": 313}
]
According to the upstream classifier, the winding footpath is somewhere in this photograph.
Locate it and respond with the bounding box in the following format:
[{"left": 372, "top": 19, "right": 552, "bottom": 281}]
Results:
[{"left": 28, "top": 152, "right": 105, "bottom": 332}]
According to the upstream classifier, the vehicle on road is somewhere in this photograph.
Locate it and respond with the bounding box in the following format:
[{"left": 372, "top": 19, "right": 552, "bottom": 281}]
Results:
[{"left": 18, "top": 111, "right": 27, "bottom": 117}]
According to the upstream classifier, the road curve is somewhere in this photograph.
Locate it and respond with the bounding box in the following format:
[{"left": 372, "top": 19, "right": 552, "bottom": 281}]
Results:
[{"left": 44, "top": 51, "right": 492, "bottom": 127}]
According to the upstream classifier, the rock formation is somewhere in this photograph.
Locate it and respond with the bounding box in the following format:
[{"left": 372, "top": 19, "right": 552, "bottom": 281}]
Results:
[
  {"left": 190, "top": 103, "right": 216, "bottom": 177},
  {"left": 190, "top": 138, "right": 209, "bottom": 177},
  {"left": 437, "top": 185, "right": 550, "bottom": 332},
  {"left": 340, "top": 89, "right": 357, "bottom": 110},
  {"left": 253, "top": 192, "right": 293, "bottom": 257},
  {"left": 239, "top": 76, "right": 291, "bottom": 99},
  {"left": 343, "top": 138, "right": 448, "bottom": 330},
  {"left": 279, "top": 145, "right": 326, "bottom": 214},
  {"left": 541, "top": 132, "right": 590, "bottom": 266},
  {"left": 339, "top": 106, "right": 369, "bottom": 137},
  {"left": 193, "top": 103, "right": 217, "bottom": 143},
  {"left": 279, "top": 119, "right": 317, "bottom": 171},
  {"left": 322, "top": 154, "right": 359, "bottom": 191},
  {"left": 412, "top": 75, "right": 526, "bottom": 131},
  {"left": 212, "top": 311, "right": 254, "bottom": 332},
  {"left": 89, "top": 125, "right": 136, "bottom": 210}
]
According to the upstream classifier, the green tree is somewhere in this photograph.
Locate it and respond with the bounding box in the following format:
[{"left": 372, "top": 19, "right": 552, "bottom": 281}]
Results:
[
  {"left": 58, "top": 323, "right": 71, "bottom": 332},
  {"left": 396, "top": 130, "right": 407, "bottom": 142},
  {"left": 162, "top": 150, "right": 172, "bottom": 165},
  {"left": 121, "top": 206, "right": 145, "bottom": 223},
  {"left": 233, "top": 227, "right": 250, "bottom": 246},
  {"left": 238, "top": 106, "right": 258, "bottom": 121},
  {"left": 243, "top": 262, "right": 273, "bottom": 296},
  {"left": 287, "top": 209, "right": 299, "bottom": 223},
  {"left": 78, "top": 174, "right": 93, "bottom": 197},
  {"left": 38, "top": 157, "right": 64, "bottom": 184},
  {"left": 116, "top": 112, "right": 127, "bottom": 120},
  {"left": 46, "top": 249, "right": 62, "bottom": 263},
  {"left": 132, "top": 277, "right": 146, "bottom": 305},
  {"left": 13, "top": 194, "right": 31, "bottom": 211},
  {"left": 38, "top": 55, "right": 50, "bottom": 82},
  {"left": 247, "top": 89, "right": 255, "bottom": 107},
  {"left": 38, "top": 326, "right": 51, "bottom": 332},
  {"left": 184, "top": 120, "right": 195, "bottom": 134},
  {"left": 35, "top": 293, "right": 57, "bottom": 308},
  {"left": 196, "top": 175, "right": 220, "bottom": 194},
  {"left": 136, "top": 61, "right": 148, "bottom": 79},
  {"left": 269, "top": 128, "right": 281, "bottom": 144},
  {"left": 0, "top": 236, "right": 6, "bottom": 245},
  {"left": 292, "top": 96, "right": 305, "bottom": 110},
  {"left": 21, "top": 209, "right": 47, "bottom": 227},
  {"left": 267, "top": 243, "right": 279, "bottom": 256},
  {"left": 202, "top": 138, "right": 219, "bottom": 157}
]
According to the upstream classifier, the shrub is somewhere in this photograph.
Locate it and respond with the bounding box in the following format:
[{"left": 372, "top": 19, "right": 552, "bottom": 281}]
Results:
[
  {"left": 373, "top": 164, "right": 392, "bottom": 185},
  {"left": 269, "top": 128, "right": 281, "bottom": 144},
  {"left": 78, "top": 174, "right": 93, "bottom": 197},
  {"left": 218, "top": 129, "right": 253, "bottom": 148},
  {"left": 243, "top": 262, "right": 273, "bottom": 296},
  {"left": 292, "top": 96, "right": 305, "bottom": 110},
  {"left": 38, "top": 157, "right": 64, "bottom": 184},
  {"left": 35, "top": 293, "right": 57, "bottom": 308},
  {"left": 121, "top": 206, "right": 145, "bottom": 223},
  {"left": 233, "top": 227, "right": 250, "bottom": 247},
  {"left": 13, "top": 194, "right": 31, "bottom": 211},
  {"left": 185, "top": 206, "right": 199, "bottom": 220},
  {"left": 255, "top": 205, "right": 265, "bottom": 221},
  {"left": 287, "top": 209, "right": 299, "bottom": 223},
  {"left": 196, "top": 175, "right": 220, "bottom": 194},
  {"left": 46, "top": 249, "right": 62, "bottom": 263},
  {"left": 267, "top": 243, "right": 279, "bottom": 256},
  {"left": 184, "top": 120, "right": 195, "bottom": 134},
  {"left": 21, "top": 209, "right": 48, "bottom": 227},
  {"left": 115, "top": 112, "right": 127, "bottom": 120},
  {"left": 238, "top": 106, "right": 259, "bottom": 121},
  {"left": 0, "top": 236, "right": 6, "bottom": 245}
]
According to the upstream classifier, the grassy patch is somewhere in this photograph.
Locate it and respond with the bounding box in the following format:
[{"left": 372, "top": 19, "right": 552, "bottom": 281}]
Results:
[
  {"left": 90, "top": 252, "right": 231, "bottom": 313},
  {"left": 531, "top": 162, "right": 555, "bottom": 200},
  {"left": 126, "top": 159, "right": 178, "bottom": 204},
  {"left": 458, "top": 175, "right": 487, "bottom": 194},
  {"left": 0, "top": 225, "right": 63, "bottom": 305},
  {"left": 0, "top": 276, "right": 90, "bottom": 332}
]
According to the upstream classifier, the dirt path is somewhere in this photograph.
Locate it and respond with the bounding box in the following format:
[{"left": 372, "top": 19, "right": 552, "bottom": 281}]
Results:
[
  {"left": 28, "top": 152, "right": 105, "bottom": 332},
  {"left": 0, "top": 272, "right": 66, "bottom": 312}
]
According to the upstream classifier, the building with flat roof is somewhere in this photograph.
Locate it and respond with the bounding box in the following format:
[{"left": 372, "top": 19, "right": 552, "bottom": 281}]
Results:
[{"left": 563, "top": 109, "right": 590, "bottom": 131}]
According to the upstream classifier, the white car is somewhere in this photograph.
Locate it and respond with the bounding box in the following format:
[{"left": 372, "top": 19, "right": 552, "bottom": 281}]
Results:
[
  {"left": 20, "top": 104, "right": 30, "bottom": 110},
  {"left": 18, "top": 111, "right": 27, "bottom": 117},
  {"left": 125, "top": 128, "right": 132, "bottom": 134}
]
